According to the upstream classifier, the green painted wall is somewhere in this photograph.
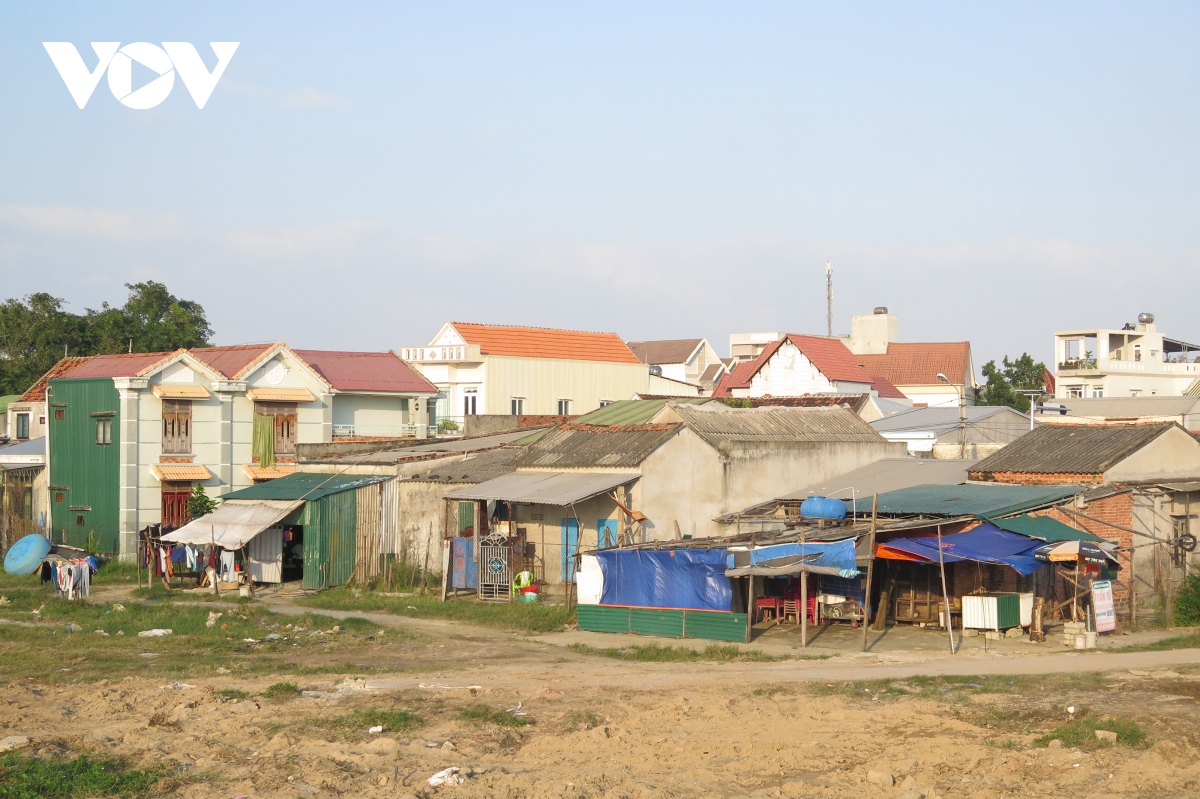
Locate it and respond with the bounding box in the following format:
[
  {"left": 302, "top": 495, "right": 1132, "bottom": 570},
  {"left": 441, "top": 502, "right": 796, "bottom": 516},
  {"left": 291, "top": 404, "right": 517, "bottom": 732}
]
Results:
[
  {"left": 576, "top": 605, "right": 749, "bottom": 643},
  {"left": 47, "top": 378, "right": 120, "bottom": 552},
  {"left": 301, "top": 492, "right": 358, "bottom": 589}
]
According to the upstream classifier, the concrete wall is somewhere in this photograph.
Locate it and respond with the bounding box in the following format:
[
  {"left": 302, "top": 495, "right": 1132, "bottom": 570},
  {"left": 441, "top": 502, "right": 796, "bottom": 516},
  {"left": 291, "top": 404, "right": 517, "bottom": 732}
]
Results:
[
  {"left": 514, "top": 495, "right": 619, "bottom": 585},
  {"left": 484, "top": 356, "right": 649, "bottom": 416},
  {"left": 634, "top": 428, "right": 906, "bottom": 539},
  {"left": 1105, "top": 426, "right": 1200, "bottom": 484},
  {"left": 332, "top": 394, "right": 411, "bottom": 430},
  {"left": 5, "top": 401, "right": 47, "bottom": 442}
]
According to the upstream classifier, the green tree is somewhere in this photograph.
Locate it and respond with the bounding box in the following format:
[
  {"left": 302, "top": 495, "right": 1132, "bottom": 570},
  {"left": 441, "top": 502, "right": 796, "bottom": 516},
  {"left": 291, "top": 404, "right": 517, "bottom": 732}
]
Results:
[
  {"left": 0, "top": 293, "right": 89, "bottom": 394},
  {"left": 0, "top": 283, "right": 214, "bottom": 395},
  {"left": 187, "top": 485, "right": 218, "bottom": 521},
  {"left": 977, "top": 353, "right": 1048, "bottom": 413}
]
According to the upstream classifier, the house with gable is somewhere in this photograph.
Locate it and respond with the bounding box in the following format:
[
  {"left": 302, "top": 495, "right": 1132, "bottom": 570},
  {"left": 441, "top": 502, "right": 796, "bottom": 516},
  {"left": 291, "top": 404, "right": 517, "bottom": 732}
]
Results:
[
  {"left": 45, "top": 343, "right": 436, "bottom": 557},
  {"left": 846, "top": 309, "right": 978, "bottom": 408},
  {"left": 712, "top": 334, "right": 878, "bottom": 399},
  {"left": 399, "top": 322, "right": 650, "bottom": 424},
  {"left": 626, "top": 338, "right": 726, "bottom": 392}
]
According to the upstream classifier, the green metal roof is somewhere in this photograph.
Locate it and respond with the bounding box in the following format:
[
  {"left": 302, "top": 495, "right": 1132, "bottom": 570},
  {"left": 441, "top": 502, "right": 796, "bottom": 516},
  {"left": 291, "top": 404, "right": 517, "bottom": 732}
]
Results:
[
  {"left": 988, "top": 514, "right": 1107, "bottom": 543},
  {"left": 223, "top": 472, "right": 387, "bottom": 501},
  {"left": 872, "top": 483, "right": 1083, "bottom": 518},
  {"left": 571, "top": 398, "right": 709, "bottom": 426}
]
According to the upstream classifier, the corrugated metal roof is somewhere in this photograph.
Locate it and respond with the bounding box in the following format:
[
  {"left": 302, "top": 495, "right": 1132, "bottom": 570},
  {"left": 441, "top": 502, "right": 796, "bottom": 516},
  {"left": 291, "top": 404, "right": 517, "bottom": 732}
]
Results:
[
  {"left": 405, "top": 447, "right": 522, "bottom": 484},
  {"left": 59, "top": 351, "right": 177, "bottom": 379},
  {"left": 18, "top": 357, "right": 93, "bottom": 401},
  {"left": 292, "top": 350, "right": 437, "bottom": 393},
  {"left": 189, "top": 344, "right": 276, "bottom": 379},
  {"left": 519, "top": 425, "right": 680, "bottom": 468},
  {"left": 627, "top": 339, "right": 703, "bottom": 365},
  {"left": 871, "top": 406, "right": 1028, "bottom": 435},
  {"left": 572, "top": 398, "right": 709, "bottom": 426},
  {"left": 309, "top": 428, "right": 541, "bottom": 464},
  {"left": 445, "top": 471, "right": 638, "bottom": 504},
  {"left": 223, "top": 471, "right": 387, "bottom": 501},
  {"left": 1056, "top": 395, "right": 1200, "bottom": 419},
  {"left": 0, "top": 436, "right": 46, "bottom": 464},
  {"left": 971, "top": 423, "right": 1176, "bottom": 476},
  {"left": 872, "top": 483, "right": 1083, "bottom": 517},
  {"left": 671, "top": 405, "right": 886, "bottom": 447},
  {"left": 780, "top": 458, "right": 976, "bottom": 501}
]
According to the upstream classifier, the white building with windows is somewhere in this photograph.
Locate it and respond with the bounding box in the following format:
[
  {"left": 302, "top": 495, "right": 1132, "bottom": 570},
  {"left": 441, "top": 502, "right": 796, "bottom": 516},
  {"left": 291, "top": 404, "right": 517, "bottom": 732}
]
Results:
[
  {"left": 399, "top": 322, "right": 650, "bottom": 425},
  {"left": 1054, "top": 313, "right": 1200, "bottom": 399}
]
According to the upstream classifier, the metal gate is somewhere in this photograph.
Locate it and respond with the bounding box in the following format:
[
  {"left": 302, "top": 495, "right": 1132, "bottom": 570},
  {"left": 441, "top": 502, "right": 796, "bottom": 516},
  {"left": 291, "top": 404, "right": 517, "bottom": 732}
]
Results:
[{"left": 478, "top": 532, "right": 512, "bottom": 602}]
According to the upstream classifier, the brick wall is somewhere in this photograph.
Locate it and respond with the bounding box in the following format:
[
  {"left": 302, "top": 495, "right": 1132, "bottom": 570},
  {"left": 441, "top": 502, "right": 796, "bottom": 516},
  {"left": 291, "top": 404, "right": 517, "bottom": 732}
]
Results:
[{"left": 969, "top": 470, "right": 1104, "bottom": 484}]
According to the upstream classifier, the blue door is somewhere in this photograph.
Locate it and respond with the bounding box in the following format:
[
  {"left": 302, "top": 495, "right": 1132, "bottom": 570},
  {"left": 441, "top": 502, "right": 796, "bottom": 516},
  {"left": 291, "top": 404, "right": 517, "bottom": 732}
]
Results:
[
  {"left": 597, "top": 519, "right": 618, "bottom": 549},
  {"left": 561, "top": 518, "right": 579, "bottom": 582}
]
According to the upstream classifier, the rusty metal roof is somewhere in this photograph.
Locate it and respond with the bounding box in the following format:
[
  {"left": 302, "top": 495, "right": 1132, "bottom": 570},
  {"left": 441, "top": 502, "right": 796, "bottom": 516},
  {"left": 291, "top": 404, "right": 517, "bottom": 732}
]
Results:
[
  {"left": 17, "top": 357, "right": 91, "bottom": 402},
  {"left": 670, "top": 405, "right": 887, "bottom": 447},
  {"left": 971, "top": 423, "right": 1178, "bottom": 476},
  {"left": 519, "top": 424, "right": 681, "bottom": 468},
  {"left": 291, "top": 350, "right": 437, "bottom": 393}
]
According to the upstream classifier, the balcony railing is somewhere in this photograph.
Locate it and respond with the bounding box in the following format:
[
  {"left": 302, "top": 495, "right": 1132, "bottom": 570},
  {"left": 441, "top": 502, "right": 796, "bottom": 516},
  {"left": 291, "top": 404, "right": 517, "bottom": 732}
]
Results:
[
  {"left": 332, "top": 423, "right": 418, "bottom": 439},
  {"left": 1057, "top": 357, "right": 1200, "bottom": 375},
  {"left": 397, "top": 344, "right": 483, "bottom": 364}
]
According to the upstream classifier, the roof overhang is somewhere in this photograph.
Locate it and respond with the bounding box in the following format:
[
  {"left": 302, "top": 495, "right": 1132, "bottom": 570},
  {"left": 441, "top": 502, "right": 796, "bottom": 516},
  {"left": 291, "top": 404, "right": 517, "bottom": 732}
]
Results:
[
  {"left": 151, "top": 464, "right": 213, "bottom": 482},
  {"left": 161, "top": 499, "right": 304, "bottom": 549},
  {"left": 444, "top": 471, "right": 638, "bottom": 505}
]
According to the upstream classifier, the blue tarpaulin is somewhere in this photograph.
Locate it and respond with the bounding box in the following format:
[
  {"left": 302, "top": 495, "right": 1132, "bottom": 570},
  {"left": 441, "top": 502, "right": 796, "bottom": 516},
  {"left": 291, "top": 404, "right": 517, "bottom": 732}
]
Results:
[
  {"left": 595, "top": 548, "right": 733, "bottom": 611},
  {"left": 725, "top": 539, "right": 860, "bottom": 578},
  {"left": 879, "top": 524, "right": 1044, "bottom": 575}
]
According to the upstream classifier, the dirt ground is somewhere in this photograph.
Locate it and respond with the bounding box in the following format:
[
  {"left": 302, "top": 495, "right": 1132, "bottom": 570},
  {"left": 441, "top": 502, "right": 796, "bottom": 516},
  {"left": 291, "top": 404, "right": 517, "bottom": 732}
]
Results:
[{"left": 4, "top": 589, "right": 1200, "bottom": 798}]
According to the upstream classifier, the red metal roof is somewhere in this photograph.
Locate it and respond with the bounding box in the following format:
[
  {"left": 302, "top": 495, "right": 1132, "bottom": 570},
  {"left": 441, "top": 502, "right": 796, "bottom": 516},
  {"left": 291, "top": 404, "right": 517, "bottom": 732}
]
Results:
[
  {"left": 712, "top": 360, "right": 758, "bottom": 397},
  {"left": 451, "top": 322, "right": 641, "bottom": 364},
  {"left": 63, "top": 351, "right": 178, "bottom": 379},
  {"left": 190, "top": 343, "right": 276, "bottom": 379},
  {"left": 291, "top": 350, "right": 437, "bottom": 393},
  {"left": 17, "top": 357, "right": 92, "bottom": 402},
  {"left": 857, "top": 342, "right": 972, "bottom": 387}
]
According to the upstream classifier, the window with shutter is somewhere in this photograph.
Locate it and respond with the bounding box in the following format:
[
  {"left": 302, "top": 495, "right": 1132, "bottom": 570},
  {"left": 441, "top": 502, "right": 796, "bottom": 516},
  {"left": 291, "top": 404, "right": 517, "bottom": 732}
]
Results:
[
  {"left": 162, "top": 400, "right": 192, "bottom": 454},
  {"left": 254, "top": 402, "right": 298, "bottom": 457}
]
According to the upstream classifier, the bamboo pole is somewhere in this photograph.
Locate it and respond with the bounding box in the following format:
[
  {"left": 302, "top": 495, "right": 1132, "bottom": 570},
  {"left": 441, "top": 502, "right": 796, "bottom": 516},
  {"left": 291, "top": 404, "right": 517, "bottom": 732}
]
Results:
[
  {"left": 861, "top": 494, "right": 878, "bottom": 652},
  {"left": 936, "top": 524, "right": 955, "bottom": 655}
]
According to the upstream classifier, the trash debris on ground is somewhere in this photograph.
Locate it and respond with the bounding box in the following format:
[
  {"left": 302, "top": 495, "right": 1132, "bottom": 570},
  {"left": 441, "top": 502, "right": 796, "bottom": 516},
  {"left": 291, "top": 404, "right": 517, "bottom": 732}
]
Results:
[
  {"left": 368, "top": 725, "right": 384, "bottom": 734},
  {"left": 0, "top": 596, "right": 10, "bottom": 605},
  {"left": 442, "top": 741, "right": 456, "bottom": 750},
  {"left": 94, "top": 630, "right": 109, "bottom": 636},
  {"left": 206, "top": 612, "right": 223, "bottom": 628},
  {"left": 161, "top": 682, "right": 197, "bottom": 691},
  {"left": 112, "top": 603, "right": 125, "bottom": 611},
  {"left": 424, "top": 742, "right": 439, "bottom": 748},
  {"left": 427, "top": 767, "right": 464, "bottom": 786},
  {"left": 506, "top": 701, "right": 526, "bottom": 717},
  {"left": 64, "top": 623, "right": 82, "bottom": 632},
  {"left": 137, "top": 629, "right": 173, "bottom": 637}
]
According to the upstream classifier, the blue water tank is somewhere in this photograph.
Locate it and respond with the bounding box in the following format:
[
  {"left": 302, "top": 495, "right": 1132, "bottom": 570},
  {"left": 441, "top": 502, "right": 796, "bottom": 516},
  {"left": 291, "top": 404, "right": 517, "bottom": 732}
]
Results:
[
  {"left": 801, "top": 495, "right": 847, "bottom": 521},
  {"left": 4, "top": 534, "right": 51, "bottom": 576}
]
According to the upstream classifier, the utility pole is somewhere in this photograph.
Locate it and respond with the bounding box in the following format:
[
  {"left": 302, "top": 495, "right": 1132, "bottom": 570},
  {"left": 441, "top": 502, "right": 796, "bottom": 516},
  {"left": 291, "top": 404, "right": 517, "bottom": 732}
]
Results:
[
  {"left": 959, "top": 387, "right": 967, "bottom": 459},
  {"left": 825, "top": 261, "right": 833, "bottom": 337}
]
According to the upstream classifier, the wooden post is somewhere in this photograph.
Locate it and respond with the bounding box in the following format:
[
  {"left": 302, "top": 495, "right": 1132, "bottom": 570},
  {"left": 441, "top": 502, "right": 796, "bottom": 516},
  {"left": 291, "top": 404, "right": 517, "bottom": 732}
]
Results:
[
  {"left": 745, "top": 576, "right": 755, "bottom": 643},
  {"left": 861, "top": 494, "right": 879, "bottom": 652},
  {"left": 874, "top": 576, "right": 892, "bottom": 631},
  {"left": 1073, "top": 560, "right": 1080, "bottom": 621},
  {"left": 936, "top": 524, "right": 955, "bottom": 655},
  {"left": 1030, "top": 596, "right": 1045, "bottom": 642}
]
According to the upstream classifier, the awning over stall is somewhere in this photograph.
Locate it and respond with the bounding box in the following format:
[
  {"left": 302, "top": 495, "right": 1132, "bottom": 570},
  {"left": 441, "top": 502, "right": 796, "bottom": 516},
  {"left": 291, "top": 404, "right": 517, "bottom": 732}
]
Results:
[
  {"left": 725, "top": 539, "right": 860, "bottom": 578},
  {"left": 160, "top": 499, "right": 304, "bottom": 549},
  {"left": 444, "top": 471, "right": 638, "bottom": 505},
  {"left": 874, "top": 524, "right": 1045, "bottom": 575},
  {"left": 987, "top": 514, "right": 1107, "bottom": 543}
]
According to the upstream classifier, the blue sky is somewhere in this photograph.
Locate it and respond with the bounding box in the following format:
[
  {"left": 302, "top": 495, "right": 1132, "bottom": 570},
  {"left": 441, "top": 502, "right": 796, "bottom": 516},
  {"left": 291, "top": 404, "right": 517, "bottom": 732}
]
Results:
[{"left": 3, "top": 2, "right": 1199, "bottom": 368}]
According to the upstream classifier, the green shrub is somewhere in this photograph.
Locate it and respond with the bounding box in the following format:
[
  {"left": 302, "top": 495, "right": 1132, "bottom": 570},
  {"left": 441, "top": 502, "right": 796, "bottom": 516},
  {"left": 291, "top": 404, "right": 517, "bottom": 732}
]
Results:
[
  {"left": 265, "top": 682, "right": 301, "bottom": 698},
  {"left": 458, "top": 703, "right": 529, "bottom": 727},
  {"left": 336, "top": 707, "right": 422, "bottom": 731},
  {"left": 1174, "top": 567, "right": 1200, "bottom": 625},
  {"left": 1036, "top": 717, "right": 1149, "bottom": 749},
  {"left": 0, "top": 752, "right": 168, "bottom": 799}
]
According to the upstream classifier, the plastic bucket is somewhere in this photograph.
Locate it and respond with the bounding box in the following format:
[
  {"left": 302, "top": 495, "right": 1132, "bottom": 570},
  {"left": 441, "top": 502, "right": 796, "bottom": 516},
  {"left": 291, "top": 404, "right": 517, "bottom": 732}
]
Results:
[
  {"left": 1085, "top": 631, "right": 1098, "bottom": 648},
  {"left": 518, "top": 592, "right": 539, "bottom": 603},
  {"left": 1074, "top": 634, "right": 1087, "bottom": 649}
]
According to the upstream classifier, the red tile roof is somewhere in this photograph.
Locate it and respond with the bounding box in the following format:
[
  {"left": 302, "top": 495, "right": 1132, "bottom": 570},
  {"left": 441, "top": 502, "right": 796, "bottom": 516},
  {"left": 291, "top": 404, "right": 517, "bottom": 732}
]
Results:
[
  {"left": 291, "top": 350, "right": 437, "bottom": 394},
  {"left": 857, "top": 342, "right": 972, "bottom": 387},
  {"left": 712, "top": 334, "right": 874, "bottom": 396},
  {"left": 17, "top": 357, "right": 92, "bottom": 402},
  {"left": 451, "top": 322, "right": 641, "bottom": 364},
  {"left": 190, "top": 343, "right": 276, "bottom": 380},
  {"left": 63, "top": 351, "right": 178, "bottom": 379}
]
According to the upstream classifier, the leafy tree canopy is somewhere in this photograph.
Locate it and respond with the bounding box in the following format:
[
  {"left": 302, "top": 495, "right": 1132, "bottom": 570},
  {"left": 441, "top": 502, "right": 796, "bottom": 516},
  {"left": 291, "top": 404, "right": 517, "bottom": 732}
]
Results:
[
  {"left": 0, "top": 282, "right": 213, "bottom": 395},
  {"left": 977, "top": 353, "right": 1048, "bottom": 413}
]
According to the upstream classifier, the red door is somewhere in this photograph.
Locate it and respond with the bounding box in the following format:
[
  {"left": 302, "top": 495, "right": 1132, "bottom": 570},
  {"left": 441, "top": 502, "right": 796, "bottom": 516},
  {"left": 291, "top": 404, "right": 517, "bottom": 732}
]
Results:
[{"left": 161, "top": 483, "right": 191, "bottom": 530}]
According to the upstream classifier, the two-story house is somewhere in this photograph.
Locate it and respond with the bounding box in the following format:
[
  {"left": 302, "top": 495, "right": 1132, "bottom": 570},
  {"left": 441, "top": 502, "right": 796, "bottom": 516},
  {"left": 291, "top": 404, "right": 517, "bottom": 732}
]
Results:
[
  {"left": 399, "top": 322, "right": 650, "bottom": 426},
  {"left": 1053, "top": 312, "right": 1200, "bottom": 399},
  {"left": 44, "top": 343, "right": 436, "bottom": 558},
  {"left": 626, "top": 338, "right": 725, "bottom": 392}
]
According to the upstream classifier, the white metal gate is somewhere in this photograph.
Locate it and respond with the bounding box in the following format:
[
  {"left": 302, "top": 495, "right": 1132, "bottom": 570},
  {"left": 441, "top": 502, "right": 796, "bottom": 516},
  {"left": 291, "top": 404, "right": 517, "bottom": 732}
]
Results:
[{"left": 478, "top": 531, "right": 511, "bottom": 602}]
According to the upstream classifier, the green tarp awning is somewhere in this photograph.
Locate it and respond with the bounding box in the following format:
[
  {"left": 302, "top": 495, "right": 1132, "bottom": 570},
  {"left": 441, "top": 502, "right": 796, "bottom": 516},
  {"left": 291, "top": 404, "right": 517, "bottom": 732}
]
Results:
[{"left": 987, "top": 514, "right": 1107, "bottom": 543}]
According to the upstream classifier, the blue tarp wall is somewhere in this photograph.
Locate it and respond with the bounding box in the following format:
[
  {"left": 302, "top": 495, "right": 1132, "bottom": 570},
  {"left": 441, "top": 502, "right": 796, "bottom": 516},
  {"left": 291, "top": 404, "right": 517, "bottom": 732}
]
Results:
[{"left": 596, "top": 548, "right": 733, "bottom": 611}]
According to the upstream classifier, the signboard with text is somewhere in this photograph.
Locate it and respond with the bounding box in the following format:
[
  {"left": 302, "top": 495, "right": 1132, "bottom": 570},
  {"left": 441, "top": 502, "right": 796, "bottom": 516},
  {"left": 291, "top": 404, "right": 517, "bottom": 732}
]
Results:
[{"left": 1092, "top": 580, "right": 1116, "bottom": 632}]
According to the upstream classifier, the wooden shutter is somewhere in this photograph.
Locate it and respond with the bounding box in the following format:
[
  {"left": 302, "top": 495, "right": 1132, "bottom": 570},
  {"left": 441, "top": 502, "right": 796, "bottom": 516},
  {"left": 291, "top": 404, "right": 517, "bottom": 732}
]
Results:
[{"left": 162, "top": 400, "right": 192, "bottom": 454}]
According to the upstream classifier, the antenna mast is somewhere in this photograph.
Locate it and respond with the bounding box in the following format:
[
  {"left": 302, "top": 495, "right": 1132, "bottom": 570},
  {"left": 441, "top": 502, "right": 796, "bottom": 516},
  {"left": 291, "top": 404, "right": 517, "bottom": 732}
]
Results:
[{"left": 825, "top": 261, "right": 833, "bottom": 337}]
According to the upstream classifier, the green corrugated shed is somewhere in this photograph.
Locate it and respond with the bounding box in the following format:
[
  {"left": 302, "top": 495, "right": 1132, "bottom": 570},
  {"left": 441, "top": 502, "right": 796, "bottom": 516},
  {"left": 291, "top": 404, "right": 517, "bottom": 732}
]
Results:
[
  {"left": 576, "top": 605, "right": 750, "bottom": 643},
  {"left": 988, "top": 514, "right": 1106, "bottom": 543},
  {"left": 572, "top": 398, "right": 710, "bottom": 426},
  {"left": 47, "top": 378, "right": 121, "bottom": 553},
  {"left": 873, "top": 484, "right": 1083, "bottom": 519},
  {"left": 224, "top": 472, "right": 386, "bottom": 501}
]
